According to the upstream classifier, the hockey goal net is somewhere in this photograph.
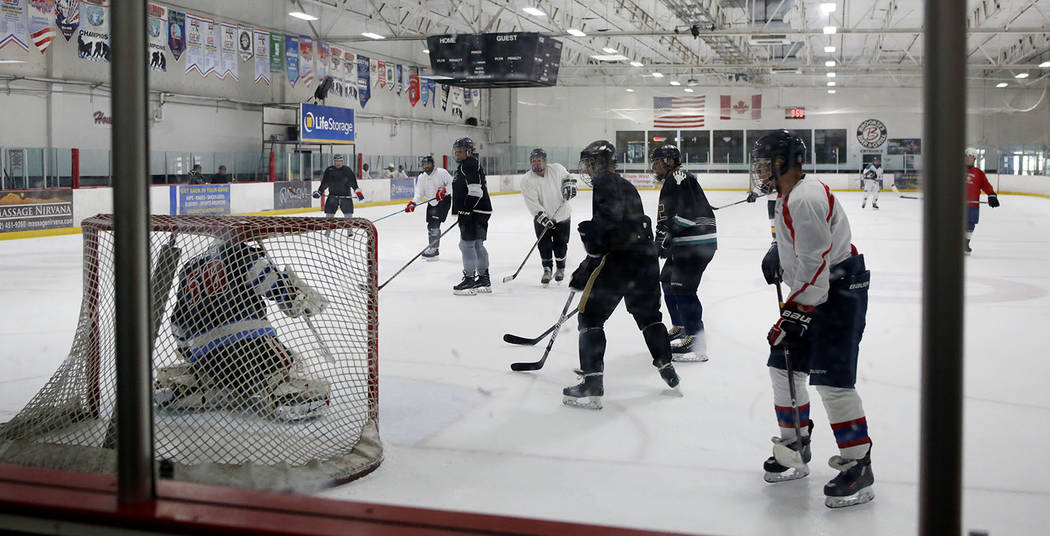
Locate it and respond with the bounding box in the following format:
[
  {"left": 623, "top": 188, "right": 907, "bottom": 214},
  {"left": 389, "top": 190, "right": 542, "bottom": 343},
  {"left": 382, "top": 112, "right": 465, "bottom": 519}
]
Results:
[{"left": 0, "top": 215, "right": 381, "bottom": 490}]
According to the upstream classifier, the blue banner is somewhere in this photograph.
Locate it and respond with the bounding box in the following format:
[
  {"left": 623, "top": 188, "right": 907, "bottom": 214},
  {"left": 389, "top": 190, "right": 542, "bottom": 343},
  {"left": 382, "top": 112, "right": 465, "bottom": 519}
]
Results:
[
  {"left": 300, "top": 103, "right": 355, "bottom": 144},
  {"left": 176, "top": 184, "right": 230, "bottom": 215},
  {"left": 357, "top": 54, "right": 370, "bottom": 108},
  {"left": 390, "top": 178, "right": 414, "bottom": 200},
  {"left": 285, "top": 35, "right": 299, "bottom": 86}
]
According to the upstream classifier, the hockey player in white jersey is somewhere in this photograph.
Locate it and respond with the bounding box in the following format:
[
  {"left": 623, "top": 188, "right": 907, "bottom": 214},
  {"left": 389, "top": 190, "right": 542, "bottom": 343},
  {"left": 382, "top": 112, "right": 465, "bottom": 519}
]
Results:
[
  {"left": 751, "top": 130, "right": 875, "bottom": 508},
  {"left": 405, "top": 155, "right": 452, "bottom": 260},
  {"left": 860, "top": 157, "right": 884, "bottom": 209},
  {"left": 520, "top": 148, "right": 576, "bottom": 285}
]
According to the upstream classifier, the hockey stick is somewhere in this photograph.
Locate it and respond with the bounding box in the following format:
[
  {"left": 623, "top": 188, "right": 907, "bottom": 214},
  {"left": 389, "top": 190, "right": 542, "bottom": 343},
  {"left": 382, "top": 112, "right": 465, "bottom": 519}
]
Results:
[
  {"left": 378, "top": 220, "right": 459, "bottom": 291},
  {"left": 772, "top": 280, "right": 807, "bottom": 469},
  {"left": 510, "top": 291, "right": 576, "bottom": 371},
  {"left": 712, "top": 197, "right": 752, "bottom": 210},
  {"left": 371, "top": 196, "right": 436, "bottom": 224},
  {"left": 503, "top": 308, "right": 580, "bottom": 345},
  {"left": 502, "top": 227, "right": 548, "bottom": 283}
]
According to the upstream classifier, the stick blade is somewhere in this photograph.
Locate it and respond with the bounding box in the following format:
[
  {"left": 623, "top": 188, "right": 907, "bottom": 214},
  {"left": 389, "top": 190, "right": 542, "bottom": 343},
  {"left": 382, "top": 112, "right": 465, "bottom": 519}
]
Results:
[
  {"left": 501, "top": 275, "right": 515, "bottom": 283},
  {"left": 510, "top": 361, "right": 543, "bottom": 371},
  {"left": 503, "top": 334, "right": 540, "bottom": 345}
]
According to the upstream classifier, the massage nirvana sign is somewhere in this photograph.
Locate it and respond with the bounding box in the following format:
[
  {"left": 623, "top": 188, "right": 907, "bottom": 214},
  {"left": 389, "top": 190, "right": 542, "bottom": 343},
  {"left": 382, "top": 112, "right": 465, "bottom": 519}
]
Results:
[{"left": 299, "top": 103, "right": 355, "bottom": 144}]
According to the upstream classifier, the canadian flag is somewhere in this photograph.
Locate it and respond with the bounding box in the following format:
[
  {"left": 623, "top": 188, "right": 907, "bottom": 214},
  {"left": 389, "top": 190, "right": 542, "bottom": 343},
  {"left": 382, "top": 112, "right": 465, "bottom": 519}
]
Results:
[{"left": 720, "top": 94, "right": 762, "bottom": 120}]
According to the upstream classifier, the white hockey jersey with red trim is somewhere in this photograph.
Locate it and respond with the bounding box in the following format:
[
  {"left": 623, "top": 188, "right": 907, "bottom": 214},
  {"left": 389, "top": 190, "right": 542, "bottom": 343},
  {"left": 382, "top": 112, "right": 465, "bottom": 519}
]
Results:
[{"left": 774, "top": 175, "right": 855, "bottom": 308}]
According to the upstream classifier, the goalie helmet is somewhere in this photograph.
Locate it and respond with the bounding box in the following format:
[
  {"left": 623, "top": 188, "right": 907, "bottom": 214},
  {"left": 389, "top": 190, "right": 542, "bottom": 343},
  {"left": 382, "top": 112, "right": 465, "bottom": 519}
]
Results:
[
  {"left": 579, "top": 140, "right": 616, "bottom": 176},
  {"left": 650, "top": 144, "right": 681, "bottom": 168},
  {"left": 750, "top": 130, "right": 806, "bottom": 195}
]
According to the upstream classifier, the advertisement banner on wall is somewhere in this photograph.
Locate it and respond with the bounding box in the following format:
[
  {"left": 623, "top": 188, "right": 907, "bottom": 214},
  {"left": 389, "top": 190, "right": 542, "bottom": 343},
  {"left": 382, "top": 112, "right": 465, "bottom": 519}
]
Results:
[
  {"left": 176, "top": 184, "right": 230, "bottom": 215},
  {"left": 389, "top": 178, "right": 414, "bottom": 200},
  {"left": 273, "top": 180, "right": 312, "bottom": 210},
  {"left": 299, "top": 102, "right": 354, "bottom": 144},
  {"left": 0, "top": 188, "right": 73, "bottom": 233},
  {"left": 622, "top": 173, "right": 656, "bottom": 190}
]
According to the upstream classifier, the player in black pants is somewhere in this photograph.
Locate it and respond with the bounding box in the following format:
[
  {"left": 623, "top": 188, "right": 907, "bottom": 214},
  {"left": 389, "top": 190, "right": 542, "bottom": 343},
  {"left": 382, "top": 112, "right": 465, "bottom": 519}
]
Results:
[
  {"left": 450, "top": 137, "right": 493, "bottom": 295},
  {"left": 314, "top": 155, "right": 363, "bottom": 217},
  {"left": 564, "top": 140, "right": 680, "bottom": 410},
  {"left": 651, "top": 144, "right": 717, "bottom": 362}
]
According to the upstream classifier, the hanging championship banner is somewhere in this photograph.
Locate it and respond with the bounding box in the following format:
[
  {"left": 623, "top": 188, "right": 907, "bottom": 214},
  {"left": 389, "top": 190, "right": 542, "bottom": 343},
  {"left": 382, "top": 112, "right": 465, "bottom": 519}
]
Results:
[
  {"left": 0, "top": 0, "right": 29, "bottom": 52},
  {"left": 420, "top": 67, "right": 431, "bottom": 107},
  {"left": 408, "top": 66, "right": 420, "bottom": 107},
  {"left": 284, "top": 34, "right": 298, "bottom": 86},
  {"left": 236, "top": 26, "right": 250, "bottom": 61},
  {"left": 146, "top": 3, "right": 166, "bottom": 71},
  {"left": 202, "top": 18, "right": 217, "bottom": 77},
  {"left": 166, "top": 8, "right": 183, "bottom": 60},
  {"left": 316, "top": 41, "right": 328, "bottom": 80},
  {"left": 29, "top": 0, "right": 55, "bottom": 54},
  {"left": 297, "top": 34, "right": 312, "bottom": 86},
  {"left": 329, "top": 46, "right": 343, "bottom": 97},
  {"left": 77, "top": 0, "right": 108, "bottom": 62},
  {"left": 55, "top": 0, "right": 78, "bottom": 41},
  {"left": 357, "top": 54, "right": 370, "bottom": 108},
  {"left": 369, "top": 57, "right": 377, "bottom": 90},
  {"left": 451, "top": 86, "right": 463, "bottom": 119},
  {"left": 268, "top": 32, "right": 282, "bottom": 73},
  {"left": 472, "top": 88, "right": 481, "bottom": 107},
  {"left": 252, "top": 29, "right": 268, "bottom": 85},
  {"left": 183, "top": 13, "right": 205, "bottom": 74},
  {"left": 463, "top": 86, "right": 472, "bottom": 107},
  {"left": 440, "top": 84, "right": 449, "bottom": 111},
  {"left": 219, "top": 22, "right": 237, "bottom": 80},
  {"left": 344, "top": 51, "right": 357, "bottom": 101},
  {"left": 376, "top": 59, "right": 385, "bottom": 89},
  {"left": 385, "top": 62, "right": 395, "bottom": 92},
  {"left": 396, "top": 64, "right": 403, "bottom": 96}
]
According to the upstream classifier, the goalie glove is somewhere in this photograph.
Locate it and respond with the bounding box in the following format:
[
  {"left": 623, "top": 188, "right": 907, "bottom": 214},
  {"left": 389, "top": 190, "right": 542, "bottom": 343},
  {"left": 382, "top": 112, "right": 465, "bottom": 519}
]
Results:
[
  {"left": 768, "top": 304, "right": 814, "bottom": 348},
  {"left": 278, "top": 267, "right": 329, "bottom": 318},
  {"left": 535, "top": 211, "right": 555, "bottom": 230},
  {"left": 562, "top": 176, "right": 578, "bottom": 200}
]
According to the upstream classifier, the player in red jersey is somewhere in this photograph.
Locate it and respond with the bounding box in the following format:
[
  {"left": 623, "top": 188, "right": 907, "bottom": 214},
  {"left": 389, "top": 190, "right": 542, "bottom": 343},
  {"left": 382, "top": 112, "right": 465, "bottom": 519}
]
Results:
[{"left": 964, "top": 148, "right": 1000, "bottom": 255}]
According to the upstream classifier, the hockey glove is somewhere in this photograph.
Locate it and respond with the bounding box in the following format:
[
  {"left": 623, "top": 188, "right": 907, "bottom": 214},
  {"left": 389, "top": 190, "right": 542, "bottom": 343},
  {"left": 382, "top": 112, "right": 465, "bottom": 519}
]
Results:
[
  {"left": 761, "top": 242, "right": 782, "bottom": 285},
  {"left": 405, "top": 201, "right": 416, "bottom": 213},
  {"left": 987, "top": 194, "right": 1000, "bottom": 208},
  {"left": 746, "top": 191, "right": 759, "bottom": 203},
  {"left": 313, "top": 191, "right": 322, "bottom": 199},
  {"left": 577, "top": 220, "right": 605, "bottom": 255},
  {"left": 768, "top": 304, "right": 814, "bottom": 348},
  {"left": 435, "top": 186, "right": 447, "bottom": 202},
  {"left": 535, "top": 211, "right": 555, "bottom": 230},
  {"left": 355, "top": 189, "right": 365, "bottom": 201},
  {"left": 569, "top": 255, "right": 602, "bottom": 292},
  {"left": 655, "top": 228, "right": 671, "bottom": 259},
  {"left": 562, "top": 177, "right": 578, "bottom": 200}
]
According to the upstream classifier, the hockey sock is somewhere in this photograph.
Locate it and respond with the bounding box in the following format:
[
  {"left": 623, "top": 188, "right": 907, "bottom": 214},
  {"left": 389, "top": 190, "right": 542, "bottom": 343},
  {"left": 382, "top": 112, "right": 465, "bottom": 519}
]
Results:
[
  {"left": 815, "top": 385, "right": 871, "bottom": 459},
  {"left": 578, "top": 326, "right": 606, "bottom": 374},
  {"left": 641, "top": 322, "right": 672, "bottom": 367},
  {"left": 459, "top": 240, "right": 478, "bottom": 274},
  {"left": 770, "top": 367, "right": 811, "bottom": 441},
  {"left": 662, "top": 284, "right": 683, "bottom": 327},
  {"left": 541, "top": 258, "right": 554, "bottom": 269},
  {"left": 555, "top": 257, "right": 566, "bottom": 269},
  {"left": 675, "top": 294, "right": 704, "bottom": 334},
  {"left": 475, "top": 240, "right": 490, "bottom": 271}
]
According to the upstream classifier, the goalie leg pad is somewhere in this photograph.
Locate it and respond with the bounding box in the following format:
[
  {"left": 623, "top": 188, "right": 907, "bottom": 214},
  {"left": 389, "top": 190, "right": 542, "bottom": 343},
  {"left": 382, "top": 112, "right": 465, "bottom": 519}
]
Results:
[{"left": 267, "top": 374, "right": 332, "bottom": 422}]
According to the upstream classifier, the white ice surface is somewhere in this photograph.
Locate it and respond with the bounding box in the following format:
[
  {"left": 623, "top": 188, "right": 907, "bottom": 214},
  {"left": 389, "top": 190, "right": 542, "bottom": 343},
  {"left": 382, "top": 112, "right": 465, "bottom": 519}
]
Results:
[{"left": 2, "top": 188, "right": 1049, "bottom": 535}]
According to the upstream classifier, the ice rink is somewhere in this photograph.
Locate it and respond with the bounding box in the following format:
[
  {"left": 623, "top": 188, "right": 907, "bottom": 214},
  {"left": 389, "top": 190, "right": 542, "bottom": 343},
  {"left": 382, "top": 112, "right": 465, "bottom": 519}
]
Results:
[{"left": 2, "top": 185, "right": 1048, "bottom": 536}]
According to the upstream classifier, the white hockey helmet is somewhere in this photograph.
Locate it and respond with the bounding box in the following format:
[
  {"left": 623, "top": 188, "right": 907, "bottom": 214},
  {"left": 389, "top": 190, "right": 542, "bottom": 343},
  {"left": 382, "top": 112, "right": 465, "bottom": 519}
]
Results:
[
  {"left": 965, "top": 147, "right": 979, "bottom": 158},
  {"left": 386, "top": 163, "right": 395, "bottom": 170}
]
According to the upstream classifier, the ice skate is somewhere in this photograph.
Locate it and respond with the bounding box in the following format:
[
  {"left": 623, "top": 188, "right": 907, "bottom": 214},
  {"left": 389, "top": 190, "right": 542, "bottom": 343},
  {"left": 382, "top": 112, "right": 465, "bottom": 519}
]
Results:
[
  {"left": 872, "top": 202, "right": 879, "bottom": 210},
  {"left": 965, "top": 239, "right": 973, "bottom": 255},
  {"left": 671, "top": 332, "right": 709, "bottom": 362},
  {"left": 554, "top": 266, "right": 565, "bottom": 282},
  {"left": 763, "top": 422, "right": 813, "bottom": 482},
  {"left": 472, "top": 270, "right": 492, "bottom": 293},
  {"left": 666, "top": 325, "right": 685, "bottom": 342},
  {"left": 562, "top": 371, "right": 603, "bottom": 410},
  {"left": 153, "top": 364, "right": 204, "bottom": 409},
  {"left": 540, "top": 266, "right": 553, "bottom": 286},
  {"left": 421, "top": 248, "right": 439, "bottom": 261},
  {"left": 269, "top": 375, "right": 331, "bottom": 422},
  {"left": 657, "top": 362, "right": 680, "bottom": 388},
  {"left": 824, "top": 446, "right": 875, "bottom": 508},
  {"left": 453, "top": 272, "right": 477, "bottom": 295},
  {"left": 861, "top": 199, "right": 866, "bottom": 209}
]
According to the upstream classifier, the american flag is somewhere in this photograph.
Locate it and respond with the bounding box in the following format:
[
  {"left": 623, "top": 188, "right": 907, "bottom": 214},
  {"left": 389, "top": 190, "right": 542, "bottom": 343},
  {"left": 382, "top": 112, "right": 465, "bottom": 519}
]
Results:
[{"left": 653, "top": 96, "right": 705, "bottom": 128}]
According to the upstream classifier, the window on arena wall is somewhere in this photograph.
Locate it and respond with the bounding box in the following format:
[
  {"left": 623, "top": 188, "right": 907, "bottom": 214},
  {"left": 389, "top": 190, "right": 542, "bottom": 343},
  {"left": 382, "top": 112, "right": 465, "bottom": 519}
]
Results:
[
  {"left": 647, "top": 130, "right": 676, "bottom": 159},
  {"left": 712, "top": 130, "right": 744, "bottom": 166},
  {"left": 747, "top": 129, "right": 812, "bottom": 165},
  {"left": 614, "top": 130, "right": 646, "bottom": 166},
  {"left": 680, "top": 131, "right": 710, "bottom": 167},
  {"left": 814, "top": 129, "right": 849, "bottom": 166}
]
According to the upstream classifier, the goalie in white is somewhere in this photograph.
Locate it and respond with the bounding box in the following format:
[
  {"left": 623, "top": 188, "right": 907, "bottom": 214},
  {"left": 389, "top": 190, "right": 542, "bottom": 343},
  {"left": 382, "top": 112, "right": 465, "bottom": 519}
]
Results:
[{"left": 155, "top": 237, "right": 332, "bottom": 421}]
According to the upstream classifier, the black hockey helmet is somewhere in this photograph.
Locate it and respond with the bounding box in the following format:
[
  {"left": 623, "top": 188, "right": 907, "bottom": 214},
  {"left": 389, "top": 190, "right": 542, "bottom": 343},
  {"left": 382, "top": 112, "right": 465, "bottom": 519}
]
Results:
[
  {"left": 750, "top": 130, "right": 806, "bottom": 194},
  {"left": 529, "top": 148, "right": 547, "bottom": 161},
  {"left": 420, "top": 155, "right": 435, "bottom": 165},
  {"left": 453, "top": 137, "right": 475, "bottom": 154},
  {"left": 650, "top": 144, "right": 681, "bottom": 168},
  {"left": 579, "top": 140, "right": 616, "bottom": 175}
]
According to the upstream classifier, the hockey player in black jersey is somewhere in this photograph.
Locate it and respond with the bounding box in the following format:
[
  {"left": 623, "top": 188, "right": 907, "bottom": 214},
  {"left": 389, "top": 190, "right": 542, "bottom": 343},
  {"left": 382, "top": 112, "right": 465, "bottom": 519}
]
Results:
[
  {"left": 651, "top": 144, "right": 717, "bottom": 362},
  {"left": 450, "top": 137, "right": 494, "bottom": 295},
  {"left": 563, "top": 140, "right": 680, "bottom": 409},
  {"left": 313, "top": 154, "right": 363, "bottom": 218}
]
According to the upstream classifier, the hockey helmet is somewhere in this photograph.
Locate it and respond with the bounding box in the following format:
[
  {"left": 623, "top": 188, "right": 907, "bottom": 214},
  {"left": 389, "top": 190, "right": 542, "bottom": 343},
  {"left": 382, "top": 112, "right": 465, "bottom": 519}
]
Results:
[
  {"left": 420, "top": 155, "right": 435, "bottom": 172},
  {"left": 650, "top": 144, "right": 681, "bottom": 169},
  {"left": 579, "top": 140, "right": 616, "bottom": 176},
  {"left": 965, "top": 147, "right": 979, "bottom": 158},
  {"left": 386, "top": 163, "right": 395, "bottom": 170},
  {"left": 529, "top": 148, "right": 547, "bottom": 161},
  {"left": 453, "top": 137, "right": 475, "bottom": 153},
  {"left": 750, "top": 130, "right": 806, "bottom": 195}
]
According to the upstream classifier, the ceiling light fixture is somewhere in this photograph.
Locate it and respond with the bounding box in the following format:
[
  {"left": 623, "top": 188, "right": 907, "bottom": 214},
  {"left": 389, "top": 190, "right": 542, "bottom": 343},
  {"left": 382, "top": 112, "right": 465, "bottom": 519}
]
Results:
[
  {"left": 828, "top": 89, "right": 837, "bottom": 94},
  {"left": 823, "top": 26, "right": 837, "bottom": 34},
  {"left": 602, "top": 47, "right": 618, "bottom": 54},
  {"left": 567, "top": 28, "right": 586, "bottom": 37},
  {"left": 1015, "top": 72, "right": 1029, "bottom": 79},
  {"left": 683, "top": 88, "right": 694, "bottom": 92},
  {"left": 590, "top": 54, "right": 630, "bottom": 61},
  {"left": 825, "top": 60, "right": 836, "bottom": 67},
  {"left": 522, "top": 6, "right": 545, "bottom": 17},
  {"left": 629, "top": 61, "right": 644, "bottom": 67},
  {"left": 361, "top": 32, "right": 385, "bottom": 40},
  {"left": 996, "top": 82, "right": 1008, "bottom": 88},
  {"left": 288, "top": 11, "right": 318, "bottom": 21},
  {"left": 1040, "top": 61, "right": 1050, "bottom": 68},
  {"left": 651, "top": 72, "right": 664, "bottom": 78},
  {"left": 819, "top": 3, "right": 837, "bottom": 14},
  {"left": 827, "top": 81, "right": 836, "bottom": 87},
  {"left": 824, "top": 45, "right": 836, "bottom": 53},
  {"left": 626, "top": 88, "right": 635, "bottom": 92},
  {"left": 0, "top": 59, "right": 25, "bottom": 64},
  {"left": 826, "top": 72, "right": 836, "bottom": 78},
  {"left": 669, "top": 80, "right": 681, "bottom": 86},
  {"left": 422, "top": 49, "right": 430, "bottom": 54}
]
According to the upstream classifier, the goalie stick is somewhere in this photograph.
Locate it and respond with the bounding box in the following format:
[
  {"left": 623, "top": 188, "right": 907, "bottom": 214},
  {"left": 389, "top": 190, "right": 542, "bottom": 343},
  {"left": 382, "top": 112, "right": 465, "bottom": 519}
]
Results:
[
  {"left": 503, "top": 308, "right": 579, "bottom": 345},
  {"left": 510, "top": 291, "right": 576, "bottom": 372}
]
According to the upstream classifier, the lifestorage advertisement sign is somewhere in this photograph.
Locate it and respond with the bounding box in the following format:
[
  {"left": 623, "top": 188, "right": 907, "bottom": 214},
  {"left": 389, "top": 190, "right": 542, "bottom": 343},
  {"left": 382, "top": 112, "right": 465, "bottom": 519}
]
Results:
[
  {"left": 0, "top": 189, "right": 74, "bottom": 233},
  {"left": 299, "top": 102, "right": 355, "bottom": 144}
]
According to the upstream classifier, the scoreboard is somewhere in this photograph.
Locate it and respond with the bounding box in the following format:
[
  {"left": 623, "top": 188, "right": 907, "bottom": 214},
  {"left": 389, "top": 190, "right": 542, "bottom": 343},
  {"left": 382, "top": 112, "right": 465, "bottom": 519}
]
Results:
[
  {"left": 785, "top": 107, "right": 806, "bottom": 119},
  {"left": 426, "top": 32, "right": 563, "bottom": 88}
]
